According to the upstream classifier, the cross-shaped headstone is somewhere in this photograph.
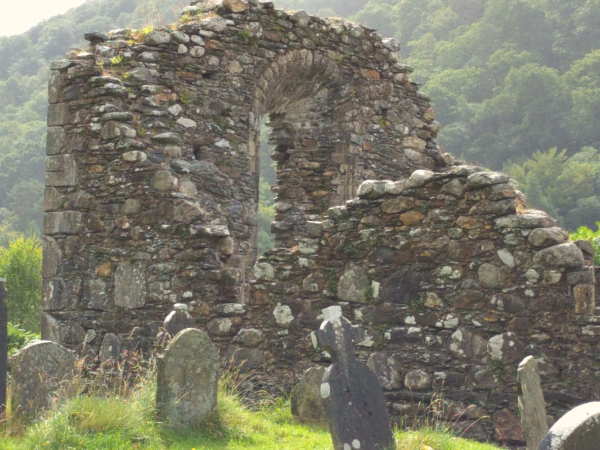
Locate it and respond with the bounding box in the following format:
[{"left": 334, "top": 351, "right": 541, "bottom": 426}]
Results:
[
  {"left": 311, "top": 306, "right": 395, "bottom": 450},
  {"left": 0, "top": 279, "right": 7, "bottom": 417}
]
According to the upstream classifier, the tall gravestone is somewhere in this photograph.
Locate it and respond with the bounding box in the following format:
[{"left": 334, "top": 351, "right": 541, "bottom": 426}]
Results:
[
  {"left": 538, "top": 402, "right": 600, "bottom": 450},
  {"left": 156, "top": 328, "right": 219, "bottom": 428},
  {"left": 10, "top": 340, "right": 77, "bottom": 418},
  {"left": 517, "top": 356, "right": 548, "bottom": 450},
  {"left": 311, "top": 306, "right": 395, "bottom": 450},
  {"left": 0, "top": 279, "right": 7, "bottom": 417}
]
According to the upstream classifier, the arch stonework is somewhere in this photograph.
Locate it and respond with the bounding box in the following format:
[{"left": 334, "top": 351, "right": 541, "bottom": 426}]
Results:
[{"left": 43, "top": 0, "right": 599, "bottom": 442}]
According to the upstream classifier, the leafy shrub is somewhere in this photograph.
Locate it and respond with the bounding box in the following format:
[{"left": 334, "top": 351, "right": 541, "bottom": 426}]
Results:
[
  {"left": 569, "top": 222, "right": 600, "bottom": 265},
  {"left": 7, "top": 321, "right": 39, "bottom": 356},
  {"left": 0, "top": 236, "right": 42, "bottom": 332}
]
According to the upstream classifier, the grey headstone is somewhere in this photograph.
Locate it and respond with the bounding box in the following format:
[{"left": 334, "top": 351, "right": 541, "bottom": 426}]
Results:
[
  {"left": 157, "top": 328, "right": 219, "bottom": 428},
  {"left": 311, "top": 306, "right": 395, "bottom": 450},
  {"left": 163, "top": 309, "right": 194, "bottom": 337},
  {"left": 518, "top": 356, "right": 548, "bottom": 450},
  {"left": 10, "top": 341, "right": 77, "bottom": 418},
  {"left": 538, "top": 402, "right": 600, "bottom": 450},
  {"left": 291, "top": 366, "right": 328, "bottom": 422},
  {"left": 99, "top": 333, "right": 121, "bottom": 362},
  {"left": 0, "top": 280, "right": 7, "bottom": 417}
]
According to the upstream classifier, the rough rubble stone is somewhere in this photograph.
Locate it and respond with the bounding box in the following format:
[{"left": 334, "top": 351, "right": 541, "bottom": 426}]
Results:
[
  {"left": 493, "top": 409, "right": 525, "bottom": 445},
  {"left": 145, "top": 31, "right": 171, "bottom": 45},
  {"left": 291, "top": 366, "right": 328, "bottom": 422},
  {"left": 528, "top": 227, "right": 569, "bottom": 248},
  {"left": 10, "top": 341, "right": 77, "bottom": 418},
  {"left": 157, "top": 329, "right": 219, "bottom": 428},
  {"left": 367, "top": 352, "right": 403, "bottom": 390},
  {"left": 488, "top": 332, "right": 525, "bottom": 364},
  {"left": 533, "top": 243, "right": 584, "bottom": 269},
  {"left": 337, "top": 264, "right": 368, "bottom": 304}
]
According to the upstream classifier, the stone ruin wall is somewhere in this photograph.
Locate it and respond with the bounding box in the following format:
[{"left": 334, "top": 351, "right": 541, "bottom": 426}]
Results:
[
  {"left": 42, "top": 1, "right": 445, "bottom": 355},
  {"left": 249, "top": 167, "right": 598, "bottom": 441},
  {"left": 42, "top": 0, "right": 600, "bottom": 443}
]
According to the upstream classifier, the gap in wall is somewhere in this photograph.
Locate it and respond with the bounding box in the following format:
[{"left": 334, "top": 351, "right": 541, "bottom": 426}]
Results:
[{"left": 257, "top": 115, "right": 276, "bottom": 255}]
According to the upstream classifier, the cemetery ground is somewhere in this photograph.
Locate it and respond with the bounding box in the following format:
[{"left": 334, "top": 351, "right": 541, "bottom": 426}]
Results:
[{"left": 0, "top": 359, "right": 504, "bottom": 450}]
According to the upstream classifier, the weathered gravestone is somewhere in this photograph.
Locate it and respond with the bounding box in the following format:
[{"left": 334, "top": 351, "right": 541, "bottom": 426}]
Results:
[
  {"left": 291, "top": 366, "right": 328, "bottom": 423},
  {"left": 538, "top": 402, "right": 600, "bottom": 450},
  {"left": 518, "top": 356, "right": 548, "bottom": 450},
  {"left": 10, "top": 340, "right": 77, "bottom": 418},
  {"left": 156, "top": 328, "right": 219, "bottom": 428},
  {"left": 311, "top": 306, "right": 395, "bottom": 450},
  {"left": 0, "top": 279, "right": 7, "bottom": 417}
]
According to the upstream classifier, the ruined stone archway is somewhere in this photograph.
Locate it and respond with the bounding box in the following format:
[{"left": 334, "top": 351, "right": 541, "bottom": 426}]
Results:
[{"left": 42, "top": 0, "right": 446, "bottom": 352}]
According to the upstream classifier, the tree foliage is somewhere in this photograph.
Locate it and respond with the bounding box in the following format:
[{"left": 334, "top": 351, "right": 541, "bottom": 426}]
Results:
[
  {"left": 2, "top": 0, "right": 600, "bottom": 241},
  {"left": 0, "top": 236, "right": 43, "bottom": 332}
]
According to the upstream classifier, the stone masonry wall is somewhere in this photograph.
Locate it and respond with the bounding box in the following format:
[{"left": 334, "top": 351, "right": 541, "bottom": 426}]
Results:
[
  {"left": 42, "top": 0, "right": 447, "bottom": 355},
  {"left": 244, "top": 166, "right": 598, "bottom": 442}
]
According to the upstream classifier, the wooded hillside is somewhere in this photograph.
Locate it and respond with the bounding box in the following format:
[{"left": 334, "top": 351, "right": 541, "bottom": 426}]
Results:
[{"left": 1, "top": 0, "right": 600, "bottom": 241}]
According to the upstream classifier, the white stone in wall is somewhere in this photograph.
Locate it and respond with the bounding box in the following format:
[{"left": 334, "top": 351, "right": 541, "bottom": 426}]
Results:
[{"left": 273, "top": 303, "right": 294, "bottom": 326}]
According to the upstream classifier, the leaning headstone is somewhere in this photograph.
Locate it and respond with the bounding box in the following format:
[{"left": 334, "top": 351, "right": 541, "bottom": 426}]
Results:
[
  {"left": 0, "top": 279, "right": 7, "bottom": 417},
  {"left": 291, "top": 366, "right": 328, "bottom": 422},
  {"left": 538, "top": 402, "right": 600, "bottom": 449},
  {"left": 10, "top": 340, "right": 77, "bottom": 418},
  {"left": 311, "top": 306, "right": 395, "bottom": 450},
  {"left": 156, "top": 328, "right": 219, "bottom": 428},
  {"left": 518, "top": 356, "right": 548, "bottom": 450}
]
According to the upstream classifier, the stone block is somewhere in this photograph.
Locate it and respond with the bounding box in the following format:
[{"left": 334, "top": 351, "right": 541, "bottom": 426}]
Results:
[
  {"left": 44, "top": 211, "right": 82, "bottom": 235},
  {"left": 41, "top": 278, "right": 70, "bottom": 311},
  {"left": 533, "top": 243, "right": 584, "bottom": 270},
  {"left": 45, "top": 155, "right": 77, "bottom": 186},
  {"left": 84, "top": 279, "right": 112, "bottom": 310},
  {"left": 232, "top": 328, "right": 264, "bottom": 347},
  {"left": 291, "top": 366, "right": 328, "bottom": 422},
  {"left": 574, "top": 284, "right": 595, "bottom": 315},
  {"left": 528, "top": 227, "right": 568, "bottom": 248},
  {"left": 42, "top": 236, "right": 62, "bottom": 279},
  {"left": 488, "top": 332, "right": 525, "bottom": 364},
  {"left": 41, "top": 312, "right": 61, "bottom": 343},
  {"left": 10, "top": 341, "right": 77, "bottom": 418},
  {"left": 114, "top": 263, "right": 147, "bottom": 309},
  {"left": 47, "top": 103, "right": 71, "bottom": 126},
  {"left": 337, "top": 263, "right": 368, "bottom": 304},
  {"left": 46, "top": 127, "right": 67, "bottom": 155},
  {"left": 493, "top": 409, "right": 525, "bottom": 445},
  {"left": 478, "top": 263, "right": 505, "bottom": 289},
  {"left": 366, "top": 352, "right": 403, "bottom": 390},
  {"left": 48, "top": 71, "right": 62, "bottom": 104},
  {"left": 157, "top": 329, "right": 219, "bottom": 428}
]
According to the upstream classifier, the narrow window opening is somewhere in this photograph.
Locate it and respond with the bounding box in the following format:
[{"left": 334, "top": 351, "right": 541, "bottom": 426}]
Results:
[{"left": 257, "top": 116, "right": 276, "bottom": 255}]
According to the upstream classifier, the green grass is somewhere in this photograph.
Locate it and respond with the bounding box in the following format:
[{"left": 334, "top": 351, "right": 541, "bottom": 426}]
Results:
[{"left": 0, "top": 371, "right": 504, "bottom": 450}]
